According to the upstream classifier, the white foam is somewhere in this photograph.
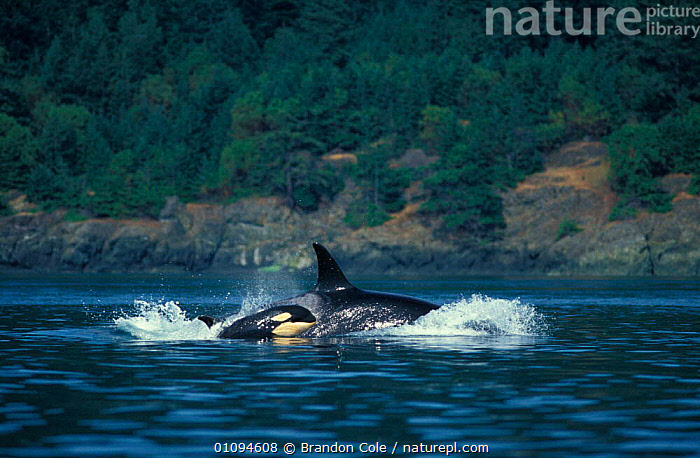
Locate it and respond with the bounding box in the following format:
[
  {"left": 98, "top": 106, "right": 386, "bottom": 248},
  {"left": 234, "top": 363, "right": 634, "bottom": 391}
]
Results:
[
  {"left": 235, "top": 289, "right": 276, "bottom": 319},
  {"left": 359, "top": 294, "right": 548, "bottom": 337},
  {"left": 114, "top": 294, "right": 547, "bottom": 341},
  {"left": 114, "top": 300, "right": 222, "bottom": 341}
]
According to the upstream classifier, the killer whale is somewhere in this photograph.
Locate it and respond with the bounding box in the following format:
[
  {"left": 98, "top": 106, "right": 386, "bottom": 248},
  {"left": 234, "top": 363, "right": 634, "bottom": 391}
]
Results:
[
  {"left": 275, "top": 243, "right": 439, "bottom": 336},
  {"left": 200, "top": 243, "right": 439, "bottom": 338},
  {"left": 199, "top": 305, "right": 316, "bottom": 339}
]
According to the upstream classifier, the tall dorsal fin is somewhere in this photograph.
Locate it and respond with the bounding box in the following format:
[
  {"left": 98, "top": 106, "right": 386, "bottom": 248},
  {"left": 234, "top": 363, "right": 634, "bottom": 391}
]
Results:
[{"left": 312, "top": 242, "right": 354, "bottom": 291}]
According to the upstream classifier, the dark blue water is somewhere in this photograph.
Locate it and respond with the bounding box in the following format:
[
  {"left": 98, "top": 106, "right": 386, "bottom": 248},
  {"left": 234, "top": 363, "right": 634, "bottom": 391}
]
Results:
[{"left": 0, "top": 273, "right": 698, "bottom": 457}]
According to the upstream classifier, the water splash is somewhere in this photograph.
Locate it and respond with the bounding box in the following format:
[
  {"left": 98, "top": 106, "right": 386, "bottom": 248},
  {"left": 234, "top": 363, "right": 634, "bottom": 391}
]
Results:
[
  {"left": 114, "top": 300, "right": 221, "bottom": 341},
  {"left": 235, "top": 289, "right": 276, "bottom": 319},
  {"left": 114, "top": 294, "right": 547, "bottom": 341},
  {"left": 361, "top": 294, "right": 548, "bottom": 337},
  {"left": 113, "top": 286, "right": 280, "bottom": 341}
]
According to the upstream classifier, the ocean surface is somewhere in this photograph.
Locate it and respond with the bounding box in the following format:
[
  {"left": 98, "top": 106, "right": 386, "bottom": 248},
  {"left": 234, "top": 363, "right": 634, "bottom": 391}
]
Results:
[{"left": 0, "top": 272, "right": 698, "bottom": 457}]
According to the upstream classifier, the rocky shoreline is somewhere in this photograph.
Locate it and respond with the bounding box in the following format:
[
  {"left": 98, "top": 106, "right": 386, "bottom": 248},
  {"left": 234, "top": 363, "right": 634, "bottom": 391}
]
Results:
[{"left": 1, "top": 142, "right": 698, "bottom": 276}]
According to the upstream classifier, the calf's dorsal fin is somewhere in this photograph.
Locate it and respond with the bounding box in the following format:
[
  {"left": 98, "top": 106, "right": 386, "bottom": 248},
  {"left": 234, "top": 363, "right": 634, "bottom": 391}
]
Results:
[{"left": 312, "top": 242, "right": 354, "bottom": 291}]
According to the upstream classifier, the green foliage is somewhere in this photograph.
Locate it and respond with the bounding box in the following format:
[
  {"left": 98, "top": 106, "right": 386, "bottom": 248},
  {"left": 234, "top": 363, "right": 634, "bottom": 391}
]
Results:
[
  {"left": 605, "top": 122, "right": 675, "bottom": 216},
  {"left": 423, "top": 178, "right": 505, "bottom": 236},
  {"left": 0, "top": 197, "right": 11, "bottom": 217},
  {"left": 84, "top": 149, "right": 169, "bottom": 218},
  {"left": 608, "top": 201, "right": 638, "bottom": 222},
  {"left": 558, "top": 74, "right": 611, "bottom": 139},
  {"left": 344, "top": 201, "right": 391, "bottom": 230},
  {"left": 0, "top": 0, "right": 697, "bottom": 233},
  {"left": 689, "top": 175, "right": 700, "bottom": 195},
  {"left": 34, "top": 101, "right": 91, "bottom": 171},
  {"left": 419, "top": 106, "right": 458, "bottom": 154},
  {"left": 0, "top": 113, "right": 37, "bottom": 189},
  {"left": 26, "top": 163, "right": 76, "bottom": 211},
  {"left": 219, "top": 90, "right": 343, "bottom": 211},
  {"left": 353, "top": 149, "right": 412, "bottom": 212},
  {"left": 230, "top": 91, "right": 267, "bottom": 140},
  {"left": 342, "top": 143, "right": 412, "bottom": 228},
  {"left": 285, "top": 156, "right": 344, "bottom": 212},
  {"left": 534, "top": 111, "right": 566, "bottom": 151},
  {"left": 218, "top": 137, "right": 267, "bottom": 192},
  {"left": 556, "top": 219, "right": 583, "bottom": 241},
  {"left": 604, "top": 104, "right": 699, "bottom": 218},
  {"left": 422, "top": 142, "right": 505, "bottom": 235},
  {"left": 63, "top": 209, "right": 88, "bottom": 222},
  {"left": 658, "top": 105, "right": 700, "bottom": 174},
  {"left": 419, "top": 103, "right": 535, "bottom": 237}
]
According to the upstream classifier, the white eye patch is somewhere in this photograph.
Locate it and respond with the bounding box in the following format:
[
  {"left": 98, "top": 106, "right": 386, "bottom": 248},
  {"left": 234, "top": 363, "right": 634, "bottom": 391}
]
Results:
[
  {"left": 271, "top": 321, "right": 316, "bottom": 337},
  {"left": 271, "top": 312, "right": 292, "bottom": 322}
]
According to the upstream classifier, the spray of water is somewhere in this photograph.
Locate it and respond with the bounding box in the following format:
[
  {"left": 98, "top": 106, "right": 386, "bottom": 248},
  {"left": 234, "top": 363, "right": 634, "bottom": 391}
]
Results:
[
  {"left": 113, "top": 284, "right": 280, "bottom": 340},
  {"left": 361, "top": 294, "right": 548, "bottom": 337},
  {"left": 236, "top": 289, "right": 276, "bottom": 319},
  {"left": 114, "top": 300, "right": 220, "bottom": 341},
  {"left": 114, "top": 293, "right": 547, "bottom": 341}
]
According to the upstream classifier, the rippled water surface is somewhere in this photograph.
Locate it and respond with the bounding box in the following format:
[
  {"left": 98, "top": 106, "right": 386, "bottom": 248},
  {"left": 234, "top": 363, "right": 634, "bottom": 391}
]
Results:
[{"left": 0, "top": 273, "right": 698, "bottom": 457}]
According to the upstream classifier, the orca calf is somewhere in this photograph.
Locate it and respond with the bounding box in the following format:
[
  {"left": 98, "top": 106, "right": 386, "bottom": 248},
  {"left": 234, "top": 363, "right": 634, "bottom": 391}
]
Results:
[
  {"left": 199, "top": 305, "right": 316, "bottom": 339},
  {"left": 199, "top": 243, "right": 439, "bottom": 338}
]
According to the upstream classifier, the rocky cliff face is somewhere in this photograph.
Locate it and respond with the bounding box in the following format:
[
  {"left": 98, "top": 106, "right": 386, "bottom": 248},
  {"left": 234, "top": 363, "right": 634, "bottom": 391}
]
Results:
[
  {"left": 497, "top": 142, "right": 699, "bottom": 276},
  {"left": 1, "top": 142, "right": 698, "bottom": 275}
]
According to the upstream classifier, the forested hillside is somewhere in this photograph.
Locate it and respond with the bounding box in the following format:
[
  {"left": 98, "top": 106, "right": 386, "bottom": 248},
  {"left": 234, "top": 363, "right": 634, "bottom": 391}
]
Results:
[{"left": 1, "top": 0, "right": 698, "bottom": 239}]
